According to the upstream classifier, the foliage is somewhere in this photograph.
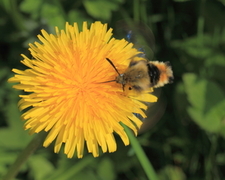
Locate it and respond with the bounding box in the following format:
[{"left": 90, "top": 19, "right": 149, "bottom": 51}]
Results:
[{"left": 1, "top": 0, "right": 225, "bottom": 179}]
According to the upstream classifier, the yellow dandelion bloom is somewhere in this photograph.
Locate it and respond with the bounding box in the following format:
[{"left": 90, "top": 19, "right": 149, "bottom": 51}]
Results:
[{"left": 8, "top": 21, "right": 157, "bottom": 158}]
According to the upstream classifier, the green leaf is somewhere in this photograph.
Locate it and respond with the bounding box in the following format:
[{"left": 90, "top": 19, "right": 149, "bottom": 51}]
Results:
[
  {"left": 83, "top": 0, "right": 123, "bottom": 20},
  {"left": 205, "top": 54, "right": 225, "bottom": 67},
  {"left": 183, "top": 73, "right": 225, "bottom": 135},
  {"left": 0, "top": 151, "right": 17, "bottom": 175},
  {"left": 41, "top": 2, "right": 66, "bottom": 28},
  {"left": 68, "top": 171, "right": 99, "bottom": 180},
  {"left": 68, "top": 10, "right": 93, "bottom": 27},
  {"left": 28, "top": 155, "right": 54, "bottom": 180},
  {"left": 0, "top": 68, "right": 32, "bottom": 149},
  {"left": 97, "top": 158, "right": 115, "bottom": 180},
  {"left": 172, "top": 35, "right": 214, "bottom": 59},
  {"left": 20, "top": 0, "right": 43, "bottom": 13},
  {"left": 217, "top": 0, "right": 225, "bottom": 6},
  {"left": 0, "top": 0, "right": 11, "bottom": 12},
  {"left": 20, "top": 0, "right": 44, "bottom": 19},
  {"left": 47, "top": 155, "right": 95, "bottom": 180},
  {"left": 216, "top": 153, "right": 225, "bottom": 165},
  {"left": 204, "top": 54, "right": 225, "bottom": 83},
  {"left": 20, "top": 0, "right": 66, "bottom": 28},
  {"left": 158, "top": 165, "right": 186, "bottom": 180}
]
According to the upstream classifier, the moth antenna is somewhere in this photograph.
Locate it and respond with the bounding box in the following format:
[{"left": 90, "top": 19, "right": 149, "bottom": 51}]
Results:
[
  {"left": 98, "top": 80, "right": 116, "bottom": 84},
  {"left": 106, "top": 58, "right": 121, "bottom": 75}
]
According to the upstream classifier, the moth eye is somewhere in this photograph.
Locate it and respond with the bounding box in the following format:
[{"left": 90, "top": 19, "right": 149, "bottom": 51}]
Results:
[{"left": 129, "top": 87, "right": 132, "bottom": 90}]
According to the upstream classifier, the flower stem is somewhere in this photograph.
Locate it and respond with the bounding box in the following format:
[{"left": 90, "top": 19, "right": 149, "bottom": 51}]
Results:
[
  {"left": 2, "top": 132, "right": 46, "bottom": 180},
  {"left": 123, "top": 125, "right": 159, "bottom": 180}
]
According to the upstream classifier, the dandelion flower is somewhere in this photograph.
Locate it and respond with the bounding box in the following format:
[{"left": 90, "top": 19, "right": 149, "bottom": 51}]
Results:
[{"left": 8, "top": 21, "right": 157, "bottom": 158}]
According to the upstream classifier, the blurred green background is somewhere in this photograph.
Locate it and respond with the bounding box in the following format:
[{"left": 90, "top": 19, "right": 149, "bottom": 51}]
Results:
[{"left": 1, "top": 0, "right": 225, "bottom": 179}]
